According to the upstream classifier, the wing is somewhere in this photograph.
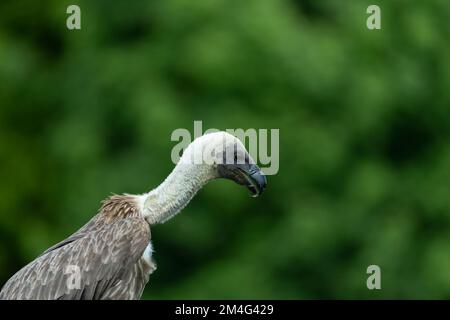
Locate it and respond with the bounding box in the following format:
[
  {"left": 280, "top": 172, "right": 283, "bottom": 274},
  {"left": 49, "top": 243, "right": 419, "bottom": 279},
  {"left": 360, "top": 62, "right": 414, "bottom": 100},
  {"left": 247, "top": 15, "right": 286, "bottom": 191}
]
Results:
[{"left": 0, "top": 217, "right": 150, "bottom": 300}]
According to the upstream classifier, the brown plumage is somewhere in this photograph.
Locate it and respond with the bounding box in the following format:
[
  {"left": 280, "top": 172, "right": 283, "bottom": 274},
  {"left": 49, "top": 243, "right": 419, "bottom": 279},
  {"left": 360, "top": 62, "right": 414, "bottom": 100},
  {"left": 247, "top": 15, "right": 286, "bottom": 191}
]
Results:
[{"left": 0, "top": 195, "right": 155, "bottom": 300}]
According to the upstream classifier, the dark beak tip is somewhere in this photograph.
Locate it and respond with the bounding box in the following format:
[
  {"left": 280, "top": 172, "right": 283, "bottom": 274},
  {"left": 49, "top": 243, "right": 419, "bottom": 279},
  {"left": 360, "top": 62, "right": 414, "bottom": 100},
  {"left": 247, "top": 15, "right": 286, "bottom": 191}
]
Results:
[{"left": 250, "top": 171, "right": 267, "bottom": 197}]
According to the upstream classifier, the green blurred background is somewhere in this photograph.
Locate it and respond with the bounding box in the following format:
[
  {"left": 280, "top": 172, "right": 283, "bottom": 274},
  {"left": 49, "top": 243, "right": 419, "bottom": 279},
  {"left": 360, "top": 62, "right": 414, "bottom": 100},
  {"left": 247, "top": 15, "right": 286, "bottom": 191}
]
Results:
[{"left": 0, "top": 0, "right": 449, "bottom": 299}]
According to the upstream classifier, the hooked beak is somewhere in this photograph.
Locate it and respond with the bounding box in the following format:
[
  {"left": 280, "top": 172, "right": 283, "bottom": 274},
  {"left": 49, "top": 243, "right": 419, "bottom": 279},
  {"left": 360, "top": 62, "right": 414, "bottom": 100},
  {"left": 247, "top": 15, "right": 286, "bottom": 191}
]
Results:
[{"left": 239, "top": 164, "right": 267, "bottom": 197}]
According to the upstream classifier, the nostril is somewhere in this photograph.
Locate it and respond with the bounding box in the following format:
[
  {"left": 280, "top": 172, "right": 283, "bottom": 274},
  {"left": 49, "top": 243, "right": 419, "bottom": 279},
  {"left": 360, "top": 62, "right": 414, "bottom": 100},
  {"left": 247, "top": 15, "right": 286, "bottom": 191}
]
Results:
[{"left": 248, "top": 165, "right": 261, "bottom": 176}]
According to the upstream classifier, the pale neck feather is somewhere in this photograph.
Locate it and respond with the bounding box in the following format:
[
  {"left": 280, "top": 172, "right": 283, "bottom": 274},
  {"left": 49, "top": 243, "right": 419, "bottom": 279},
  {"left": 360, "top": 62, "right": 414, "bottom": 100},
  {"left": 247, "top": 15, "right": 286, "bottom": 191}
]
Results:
[
  {"left": 141, "top": 136, "right": 225, "bottom": 224},
  {"left": 142, "top": 163, "right": 215, "bottom": 224},
  {"left": 138, "top": 132, "right": 239, "bottom": 224}
]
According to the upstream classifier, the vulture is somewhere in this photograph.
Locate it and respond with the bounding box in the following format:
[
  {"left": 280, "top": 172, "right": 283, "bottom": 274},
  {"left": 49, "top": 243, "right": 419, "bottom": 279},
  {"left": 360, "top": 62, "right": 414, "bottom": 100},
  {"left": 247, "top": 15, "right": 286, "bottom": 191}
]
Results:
[{"left": 0, "top": 132, "right": 267, "bottom": 300}]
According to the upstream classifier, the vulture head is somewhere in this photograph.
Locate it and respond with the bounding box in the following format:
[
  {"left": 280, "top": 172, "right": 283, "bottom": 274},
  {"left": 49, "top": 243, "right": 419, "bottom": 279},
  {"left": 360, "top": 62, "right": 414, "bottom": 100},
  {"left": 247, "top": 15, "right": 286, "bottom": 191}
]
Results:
[{"left": 180, "top": 131, "right": 267, "bottom": 197}]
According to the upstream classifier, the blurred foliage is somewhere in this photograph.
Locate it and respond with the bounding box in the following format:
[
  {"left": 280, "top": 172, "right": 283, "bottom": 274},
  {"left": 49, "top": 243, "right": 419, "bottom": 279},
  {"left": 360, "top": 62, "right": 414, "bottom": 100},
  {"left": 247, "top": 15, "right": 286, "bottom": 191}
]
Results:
[{"left": 0, "top": 0, "right": 450, "bottom": 299}]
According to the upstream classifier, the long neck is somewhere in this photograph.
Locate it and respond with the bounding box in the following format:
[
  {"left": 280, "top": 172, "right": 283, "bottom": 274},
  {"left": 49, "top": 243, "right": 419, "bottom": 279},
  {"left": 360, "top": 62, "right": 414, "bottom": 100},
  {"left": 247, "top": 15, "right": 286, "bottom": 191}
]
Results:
[{"left": 142, "top": 163, "right": 215, "bottom": 224}]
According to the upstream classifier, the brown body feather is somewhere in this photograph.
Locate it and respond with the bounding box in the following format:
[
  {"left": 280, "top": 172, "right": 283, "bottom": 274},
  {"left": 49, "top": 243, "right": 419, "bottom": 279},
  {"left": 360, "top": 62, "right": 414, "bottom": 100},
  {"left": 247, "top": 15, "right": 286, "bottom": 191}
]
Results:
[{"left": 0, "top": 195, "right": 156, "bottom": 300}]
